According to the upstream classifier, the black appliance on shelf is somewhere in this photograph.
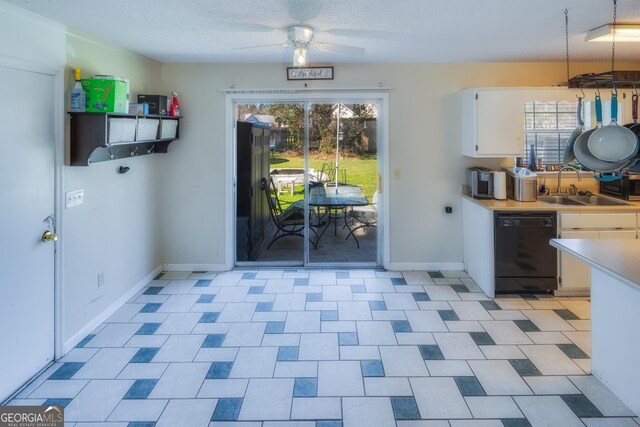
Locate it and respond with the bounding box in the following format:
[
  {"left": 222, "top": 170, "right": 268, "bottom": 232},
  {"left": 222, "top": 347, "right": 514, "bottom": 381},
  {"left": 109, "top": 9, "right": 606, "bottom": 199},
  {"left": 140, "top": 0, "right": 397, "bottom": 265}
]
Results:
[
  {"left": 599, "top": 173, "right": 640, "bottom": 201},
  {"left": 494, "top": 211, "right": 558, "bottom": 294}
]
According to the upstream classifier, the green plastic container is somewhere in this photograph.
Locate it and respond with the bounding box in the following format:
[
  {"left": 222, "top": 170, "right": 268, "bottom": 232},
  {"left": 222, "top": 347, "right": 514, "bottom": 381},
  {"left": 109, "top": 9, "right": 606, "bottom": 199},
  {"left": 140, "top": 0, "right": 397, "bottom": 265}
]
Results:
[{"left": 81, "top": 79, "right": 127, "bottom": 113}]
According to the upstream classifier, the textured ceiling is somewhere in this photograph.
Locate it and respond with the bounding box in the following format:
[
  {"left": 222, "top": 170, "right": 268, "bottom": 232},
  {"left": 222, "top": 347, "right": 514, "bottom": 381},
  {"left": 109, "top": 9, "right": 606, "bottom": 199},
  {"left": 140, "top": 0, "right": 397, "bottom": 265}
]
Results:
[{"left": 8, "top": 0, "right": 640, "bottom": 64}]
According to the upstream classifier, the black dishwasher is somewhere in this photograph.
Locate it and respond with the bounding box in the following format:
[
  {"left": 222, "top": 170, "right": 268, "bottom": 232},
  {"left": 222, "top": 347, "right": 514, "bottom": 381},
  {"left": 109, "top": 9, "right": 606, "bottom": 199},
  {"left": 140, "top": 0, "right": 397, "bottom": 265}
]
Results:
[{"left": 494, "top": 211, "right": 558, "bottom": 294}]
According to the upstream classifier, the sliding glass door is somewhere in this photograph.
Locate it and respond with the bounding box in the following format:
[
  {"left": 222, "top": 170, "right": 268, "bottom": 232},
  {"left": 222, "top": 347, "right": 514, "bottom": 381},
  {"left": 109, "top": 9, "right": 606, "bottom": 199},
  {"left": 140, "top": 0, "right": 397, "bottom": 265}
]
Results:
[
  {"left": 234, "top": 96, "right": 382, "bottom": 267},
  {"left": 306, "top": 101, "right": 379, "bottom": 264}
]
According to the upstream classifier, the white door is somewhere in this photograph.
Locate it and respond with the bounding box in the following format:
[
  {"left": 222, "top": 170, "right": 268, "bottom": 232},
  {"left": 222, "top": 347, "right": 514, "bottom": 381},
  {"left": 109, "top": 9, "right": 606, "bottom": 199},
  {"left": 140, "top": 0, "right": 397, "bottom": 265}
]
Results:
[{"left": 0, "top": 65, "right": 56, "bottom": 401}]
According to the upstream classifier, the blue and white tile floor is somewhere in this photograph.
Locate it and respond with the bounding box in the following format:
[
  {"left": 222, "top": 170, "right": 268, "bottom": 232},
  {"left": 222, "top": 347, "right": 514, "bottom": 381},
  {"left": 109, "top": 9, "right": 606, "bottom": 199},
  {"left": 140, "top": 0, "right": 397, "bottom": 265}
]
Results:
[{"left": 10, "top": 269, "right": 640, "bottom": 427}]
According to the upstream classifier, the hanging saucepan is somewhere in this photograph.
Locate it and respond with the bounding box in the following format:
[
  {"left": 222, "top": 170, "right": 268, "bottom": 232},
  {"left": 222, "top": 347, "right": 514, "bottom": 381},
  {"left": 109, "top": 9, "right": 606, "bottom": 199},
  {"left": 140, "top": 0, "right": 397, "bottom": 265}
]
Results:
[
  {"left": 621, "top": 93, "right": 640, "bottom": 170},
  {"left": 588, "top": 92, "right": 639, "bottom": 162},
  {"left": 623, "top": 93, "right": 638, "bottom": 131},
  {"left": 573, "top": 94, "right": 630, "bottom": 176},
  {"left": 563, "top": 96, "right": 583, "bottom": 164}
]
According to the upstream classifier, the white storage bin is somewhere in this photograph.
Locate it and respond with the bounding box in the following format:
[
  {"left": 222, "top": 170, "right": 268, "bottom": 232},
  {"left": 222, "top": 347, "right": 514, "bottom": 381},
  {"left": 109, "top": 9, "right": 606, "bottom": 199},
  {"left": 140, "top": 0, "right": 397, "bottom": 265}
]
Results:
[
  {"left": 108, "top": 118, "right": 136, "bottom": 144},
  {"left": 160, "top": 119, "right": 178, "bottom": 139},
  {"left": 136, "top": 119, "right": 159, "bottom": 141}
]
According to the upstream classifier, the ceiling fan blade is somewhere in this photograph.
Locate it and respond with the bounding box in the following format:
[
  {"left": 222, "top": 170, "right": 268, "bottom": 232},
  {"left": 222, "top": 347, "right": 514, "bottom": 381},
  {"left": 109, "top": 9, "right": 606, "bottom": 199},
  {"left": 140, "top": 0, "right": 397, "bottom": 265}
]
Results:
[
  {"left": 313, "top": 43, "right": 365, "bottom": 56},
  {"left": 211, "top": 21, "right": 277, "bottom": 33},
  {"left": 233, "top": 43, "right": 290, "bottom": 51}
]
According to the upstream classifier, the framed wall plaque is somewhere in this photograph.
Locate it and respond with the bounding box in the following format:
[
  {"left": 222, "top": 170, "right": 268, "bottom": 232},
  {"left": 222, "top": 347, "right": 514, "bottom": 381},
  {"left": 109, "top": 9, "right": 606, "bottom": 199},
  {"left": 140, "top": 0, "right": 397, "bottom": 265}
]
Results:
[{"left": 287, "top": 66, "right": 334, "bottom": 80}]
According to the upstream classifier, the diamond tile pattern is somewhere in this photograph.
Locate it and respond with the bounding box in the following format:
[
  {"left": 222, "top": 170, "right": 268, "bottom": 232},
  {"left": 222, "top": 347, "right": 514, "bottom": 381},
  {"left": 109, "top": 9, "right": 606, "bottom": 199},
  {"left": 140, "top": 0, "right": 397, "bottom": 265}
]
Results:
[{"left": 12, "top": 269, "right": 635, "bottom": 426}]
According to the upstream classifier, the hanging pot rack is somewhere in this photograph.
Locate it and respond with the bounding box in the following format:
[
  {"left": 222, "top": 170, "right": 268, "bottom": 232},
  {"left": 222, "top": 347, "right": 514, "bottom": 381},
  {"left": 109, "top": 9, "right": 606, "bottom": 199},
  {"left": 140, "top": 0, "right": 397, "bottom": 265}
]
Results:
[
  {"left": 565, "top": 0, "right": 640, "bottom": 91},
  {"left": 568, "top": 71, "right": 640, "bottom": 89}
]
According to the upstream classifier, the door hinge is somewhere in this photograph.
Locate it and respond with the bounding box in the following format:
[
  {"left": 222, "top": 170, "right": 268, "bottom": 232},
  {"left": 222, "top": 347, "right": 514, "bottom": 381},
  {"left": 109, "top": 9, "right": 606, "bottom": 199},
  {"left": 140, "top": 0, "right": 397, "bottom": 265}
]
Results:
[
  {"left": 559, "top": 277, "right": 562, "bottom": 284},
  {"left": 475, "top": 93, "right": 479, "bottom": 100},
  {"left": 475, "top": 145, "right": 479, "bottom": 151}
]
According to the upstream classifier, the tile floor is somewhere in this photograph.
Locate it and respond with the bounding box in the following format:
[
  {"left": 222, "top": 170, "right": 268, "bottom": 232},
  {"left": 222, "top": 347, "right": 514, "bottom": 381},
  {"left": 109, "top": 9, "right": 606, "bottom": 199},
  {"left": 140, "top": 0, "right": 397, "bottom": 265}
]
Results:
[{"left": 9, "top": 269, "right": 640, "bottom": 427}]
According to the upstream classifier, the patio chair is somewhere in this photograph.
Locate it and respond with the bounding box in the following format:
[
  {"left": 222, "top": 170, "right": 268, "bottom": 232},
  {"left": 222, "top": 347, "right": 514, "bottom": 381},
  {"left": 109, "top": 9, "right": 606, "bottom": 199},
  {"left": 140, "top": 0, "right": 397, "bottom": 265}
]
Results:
[
  {"left": 262, "top": 178, "right": 319, "bottom": 249},
  {"left": 345, "top": 191, "right": 378, "bottom": 243},
  {"left": 320, "top": 162, "right": 346, "bottom": 184}
]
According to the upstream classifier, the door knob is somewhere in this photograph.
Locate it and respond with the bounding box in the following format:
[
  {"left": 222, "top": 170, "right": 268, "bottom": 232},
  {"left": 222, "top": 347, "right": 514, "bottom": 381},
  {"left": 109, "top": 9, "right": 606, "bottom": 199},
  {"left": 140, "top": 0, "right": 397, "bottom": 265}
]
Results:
[{"left": 42, "top": 231, "right": 59, "bottom": 242}]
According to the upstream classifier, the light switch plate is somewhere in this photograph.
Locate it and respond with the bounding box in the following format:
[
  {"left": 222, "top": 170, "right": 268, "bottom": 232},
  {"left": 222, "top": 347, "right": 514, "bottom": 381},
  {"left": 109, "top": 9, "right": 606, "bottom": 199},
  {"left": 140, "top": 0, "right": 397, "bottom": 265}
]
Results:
[{"left": 66, "top": 189, "right": 84, "bottom": 208}]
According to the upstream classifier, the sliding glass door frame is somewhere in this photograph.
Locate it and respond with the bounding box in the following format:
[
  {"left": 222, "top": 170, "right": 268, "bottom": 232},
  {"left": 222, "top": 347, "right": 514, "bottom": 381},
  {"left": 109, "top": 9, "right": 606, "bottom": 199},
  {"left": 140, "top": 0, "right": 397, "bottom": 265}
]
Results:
[{"left": 226, "top": 91, "right": 389, "bottom": 269}]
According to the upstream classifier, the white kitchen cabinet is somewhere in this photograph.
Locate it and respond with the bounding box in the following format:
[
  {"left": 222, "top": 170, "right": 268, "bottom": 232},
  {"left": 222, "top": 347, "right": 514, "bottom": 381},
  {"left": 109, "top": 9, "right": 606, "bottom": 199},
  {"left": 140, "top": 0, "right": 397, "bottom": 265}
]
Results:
[
  {"left": 462, "top": 198, "right": 495, "bottom": 297},
  {"left": 557, "top": 212, "right": 638, "bottom": 295},
  {"left": 558, "top": 230, "right": 598, "bottom": 292},
  {"left": 461, "top": 88, "right": 525, "bottom": 157},
  {"left": 561, "top": 213, "right": 637, "bottom": 229},
  {"left": 599, "top": 230, "right": 637, "bottom": 239}
]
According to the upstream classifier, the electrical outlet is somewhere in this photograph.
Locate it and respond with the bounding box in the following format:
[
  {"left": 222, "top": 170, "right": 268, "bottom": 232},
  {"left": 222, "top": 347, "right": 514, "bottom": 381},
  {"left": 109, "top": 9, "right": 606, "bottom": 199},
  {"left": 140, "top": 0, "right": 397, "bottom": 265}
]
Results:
[{"left": 97, "top": 271, "right": 104, "bottom": 288}]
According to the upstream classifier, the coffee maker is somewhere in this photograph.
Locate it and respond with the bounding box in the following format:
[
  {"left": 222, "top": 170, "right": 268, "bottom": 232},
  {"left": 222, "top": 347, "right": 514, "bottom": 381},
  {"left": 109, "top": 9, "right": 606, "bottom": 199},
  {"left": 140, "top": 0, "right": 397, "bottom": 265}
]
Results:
[{"left": 467, "top": 167, "right": 494, "bottom": 199}]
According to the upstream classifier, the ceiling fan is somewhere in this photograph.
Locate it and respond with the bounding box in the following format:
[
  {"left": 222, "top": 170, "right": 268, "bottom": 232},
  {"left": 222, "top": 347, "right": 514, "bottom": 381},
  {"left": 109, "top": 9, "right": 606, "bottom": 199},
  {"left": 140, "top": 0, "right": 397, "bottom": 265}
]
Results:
[{"left": 234, "top": 25, "right": 365, "bottom": 66}]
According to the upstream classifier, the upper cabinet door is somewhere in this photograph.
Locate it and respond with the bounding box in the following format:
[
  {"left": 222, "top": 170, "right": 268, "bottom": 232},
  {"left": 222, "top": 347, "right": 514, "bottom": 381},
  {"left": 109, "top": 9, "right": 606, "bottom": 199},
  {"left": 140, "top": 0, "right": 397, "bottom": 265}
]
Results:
[{"left": 461, "top": 88, "right": 525, "bottom": 157}]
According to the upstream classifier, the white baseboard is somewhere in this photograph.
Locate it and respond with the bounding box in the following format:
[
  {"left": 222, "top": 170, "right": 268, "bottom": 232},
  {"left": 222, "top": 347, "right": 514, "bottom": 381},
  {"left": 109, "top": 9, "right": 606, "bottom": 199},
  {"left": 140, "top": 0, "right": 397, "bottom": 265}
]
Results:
[
  {"left": 62, "top": 265, "right": 162, "bottom": 355},
  {"left": 386, "top": 262, "right": 466, "bottom": 271},
  {"left": 162, "top": 263, "right": 230, "bottom": 272},
  {"left": 554, "top": 289, "right": 590, "bottom": 297}
]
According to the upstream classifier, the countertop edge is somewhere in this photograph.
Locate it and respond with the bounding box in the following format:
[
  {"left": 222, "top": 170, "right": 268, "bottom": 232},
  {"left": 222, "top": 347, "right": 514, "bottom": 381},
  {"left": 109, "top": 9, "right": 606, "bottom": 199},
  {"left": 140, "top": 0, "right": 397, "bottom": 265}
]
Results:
[
  {"left": 462, "top": 194, "right": 640, "bottom": 211},
  {"left": 550, "top": 239, "right": 640, "bottom": 292}
]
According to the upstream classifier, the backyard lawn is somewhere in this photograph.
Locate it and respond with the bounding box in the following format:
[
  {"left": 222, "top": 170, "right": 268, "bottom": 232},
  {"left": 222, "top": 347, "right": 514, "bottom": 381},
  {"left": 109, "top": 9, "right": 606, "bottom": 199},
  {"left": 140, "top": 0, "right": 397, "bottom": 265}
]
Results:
[{"left": 272, "top": 153, "right": 378, "bottom": 204}]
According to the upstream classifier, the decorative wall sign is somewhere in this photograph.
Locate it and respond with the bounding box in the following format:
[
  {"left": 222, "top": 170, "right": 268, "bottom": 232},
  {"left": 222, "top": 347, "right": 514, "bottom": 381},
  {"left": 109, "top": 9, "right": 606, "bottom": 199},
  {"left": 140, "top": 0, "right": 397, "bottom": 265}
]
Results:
[{"left": 287, "top": 67, "right": 334, "bottom": 80}]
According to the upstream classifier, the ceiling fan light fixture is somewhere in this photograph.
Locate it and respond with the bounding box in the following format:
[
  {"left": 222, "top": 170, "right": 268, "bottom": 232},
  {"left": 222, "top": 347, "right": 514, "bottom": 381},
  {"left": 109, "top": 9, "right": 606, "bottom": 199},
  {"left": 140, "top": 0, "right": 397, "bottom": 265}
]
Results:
[
  {"left": 293, "top": 46, "right": 308, "bottom": 67},
  {"left": 586, "top": 24, "right": 640, "bottom": 42}
]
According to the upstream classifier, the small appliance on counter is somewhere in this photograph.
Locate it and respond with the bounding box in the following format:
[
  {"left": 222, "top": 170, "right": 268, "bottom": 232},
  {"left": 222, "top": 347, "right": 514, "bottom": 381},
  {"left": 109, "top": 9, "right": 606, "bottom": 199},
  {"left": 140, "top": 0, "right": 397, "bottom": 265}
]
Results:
[
  {"left": 599, "top": 173, "right": 640, "bottom": 201},
  {"left": 505, "top": 167, "right": 538, "bottom": 202},
  {"left": 493, "top": 171, "right": 507, "bottom": 200},
  {"left": 467, "top": 167, "right": 494, "bottom": 199}
]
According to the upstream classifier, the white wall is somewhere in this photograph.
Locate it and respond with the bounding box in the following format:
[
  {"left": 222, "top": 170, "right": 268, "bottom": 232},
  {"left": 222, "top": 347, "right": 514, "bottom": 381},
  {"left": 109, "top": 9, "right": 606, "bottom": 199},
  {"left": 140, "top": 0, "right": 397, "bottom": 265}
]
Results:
[
  {"left": 62, "top": 30, "right": 164, "bottom": 348},
  {"left": 1, "top": 0, "right": 166, "bottom": 350},
  {"left": 160, "top": 61, "right": 640, "bottom": 269},
  {"left": 0, "top": 1, "right": 65, "bottom": 67}
]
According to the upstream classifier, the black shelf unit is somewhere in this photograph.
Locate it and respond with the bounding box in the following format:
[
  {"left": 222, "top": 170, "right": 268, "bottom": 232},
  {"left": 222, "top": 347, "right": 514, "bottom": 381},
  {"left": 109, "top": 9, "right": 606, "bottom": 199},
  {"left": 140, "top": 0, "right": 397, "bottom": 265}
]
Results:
[{"left": 68, "top": 112, "right": 181, "bottom": 166}]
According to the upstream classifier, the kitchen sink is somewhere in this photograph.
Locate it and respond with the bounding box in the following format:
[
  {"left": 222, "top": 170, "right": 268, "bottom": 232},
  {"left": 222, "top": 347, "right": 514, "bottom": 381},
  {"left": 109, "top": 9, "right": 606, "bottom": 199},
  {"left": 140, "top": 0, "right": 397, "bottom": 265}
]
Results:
[
  {"left": 538, "top": 195, "right": 585, "bottom": 206},
  {"left": 538, "top": 195, "right": 631, "bottom": 206},
  {"left": 570, "top": 195, "right": 631, "bottom": 206}
]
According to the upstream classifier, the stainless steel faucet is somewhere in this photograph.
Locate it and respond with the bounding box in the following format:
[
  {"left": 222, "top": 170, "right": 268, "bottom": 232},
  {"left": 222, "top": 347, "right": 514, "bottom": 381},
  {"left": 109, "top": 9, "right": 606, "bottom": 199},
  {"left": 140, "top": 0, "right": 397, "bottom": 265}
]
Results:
[{"left": 557, "top": 166, "right": 581, "bottom": 194}]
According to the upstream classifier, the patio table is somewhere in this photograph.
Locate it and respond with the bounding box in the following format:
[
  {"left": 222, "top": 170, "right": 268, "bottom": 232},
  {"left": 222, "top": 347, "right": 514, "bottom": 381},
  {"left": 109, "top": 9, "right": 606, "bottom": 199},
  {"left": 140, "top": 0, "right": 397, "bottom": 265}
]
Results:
[{"left": 308, "top": 185, "right": 369, "bottom": 248}]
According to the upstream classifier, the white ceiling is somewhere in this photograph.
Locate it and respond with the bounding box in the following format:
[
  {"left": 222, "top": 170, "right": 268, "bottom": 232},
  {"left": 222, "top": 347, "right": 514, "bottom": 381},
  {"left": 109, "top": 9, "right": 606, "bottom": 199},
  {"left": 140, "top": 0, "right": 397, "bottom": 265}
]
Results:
[{"left": 8, "top": 0, "right": 640, "bottom": 64}]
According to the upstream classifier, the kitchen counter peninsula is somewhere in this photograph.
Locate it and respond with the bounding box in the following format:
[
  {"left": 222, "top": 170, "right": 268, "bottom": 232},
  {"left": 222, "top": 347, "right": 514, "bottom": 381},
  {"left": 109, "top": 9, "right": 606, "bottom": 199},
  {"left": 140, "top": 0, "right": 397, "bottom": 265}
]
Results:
[{"left": 551, "top": 238, "right": 640, "bottom": 417}]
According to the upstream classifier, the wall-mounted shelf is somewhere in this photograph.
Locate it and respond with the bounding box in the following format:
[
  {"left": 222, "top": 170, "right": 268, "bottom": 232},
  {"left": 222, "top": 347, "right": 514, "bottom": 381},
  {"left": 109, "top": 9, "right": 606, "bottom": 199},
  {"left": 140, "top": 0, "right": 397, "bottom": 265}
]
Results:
[{"left": 68, "top": 112, "right": 181, "bottom": 166}]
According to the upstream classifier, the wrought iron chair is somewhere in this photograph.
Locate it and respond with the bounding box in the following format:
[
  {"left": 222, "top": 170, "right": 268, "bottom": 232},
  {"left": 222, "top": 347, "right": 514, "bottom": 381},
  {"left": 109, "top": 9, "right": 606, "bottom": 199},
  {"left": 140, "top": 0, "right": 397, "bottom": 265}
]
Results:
[
  {"left": 320, "top": 162, "right": 347, "bottom": 184},
  {"left": 262, "top": 177, "right": 319, "bottom": 249},
  {"left": 345, "top": 191, "right": 378, "bottom": 243}
]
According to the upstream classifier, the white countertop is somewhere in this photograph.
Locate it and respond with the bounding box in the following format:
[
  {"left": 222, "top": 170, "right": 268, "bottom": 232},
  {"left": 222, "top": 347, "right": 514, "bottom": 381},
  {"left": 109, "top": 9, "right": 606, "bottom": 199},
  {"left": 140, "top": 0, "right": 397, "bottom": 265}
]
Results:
[
  {"left": 550, "top": 239, "right": 640, "bottom": 292},
  {"left": 463, "top": 194, "right": 640, "bottom": 212}
]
